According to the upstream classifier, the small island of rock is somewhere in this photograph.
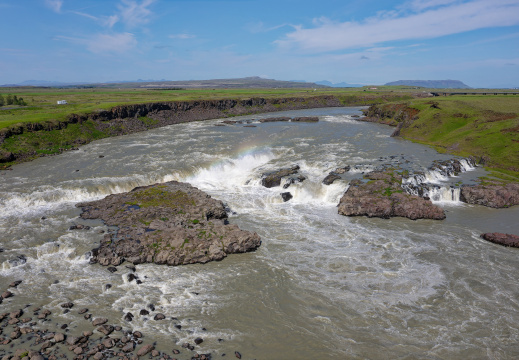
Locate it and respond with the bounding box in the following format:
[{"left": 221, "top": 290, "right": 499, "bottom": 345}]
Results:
[{"left": 77, "top": 181, "right": 261, "bottom": 267}]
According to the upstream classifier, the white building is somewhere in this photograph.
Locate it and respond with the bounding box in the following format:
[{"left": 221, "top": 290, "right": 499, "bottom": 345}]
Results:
[{"left": 57, "top": 100, "right": 68, "bottom": 105}]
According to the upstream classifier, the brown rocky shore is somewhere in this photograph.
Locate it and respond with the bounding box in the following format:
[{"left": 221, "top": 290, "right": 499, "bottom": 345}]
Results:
[
  {"left": 0, "top": 96, "right": 341, "bottom": 167},
  {"left": 480, "top": 233, "right": 519, "bottom": 247},
  {"left": 77, "top": 181, "right": 261, "bottom": 267},
  {"left": 461, "top": 182, "right": 519, "bottom": 208},
  {"left": 0, "top": 290, "right": 222, "bottom": 360}
]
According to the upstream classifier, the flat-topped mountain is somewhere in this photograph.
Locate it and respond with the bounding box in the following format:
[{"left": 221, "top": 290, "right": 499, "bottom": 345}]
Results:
[{"left": 385, "top": 80, "right": 471, "bottom": 88}]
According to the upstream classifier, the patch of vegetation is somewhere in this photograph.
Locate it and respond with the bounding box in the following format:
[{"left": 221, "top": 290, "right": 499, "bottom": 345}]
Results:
[
  {"left": 138, "top": 116, "right": 158, "bottom": 127},
  {"left": 128, "top": 187, "right": 196, "bottom": 209}
]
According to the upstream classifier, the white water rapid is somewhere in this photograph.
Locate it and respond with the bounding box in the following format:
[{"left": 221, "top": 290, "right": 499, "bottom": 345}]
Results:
[{"left": 1, "top": 107, "right": 519, "bottom": 359}]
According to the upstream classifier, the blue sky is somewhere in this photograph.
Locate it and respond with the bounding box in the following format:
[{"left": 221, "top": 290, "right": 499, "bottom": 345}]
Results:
[{"left": 1, "top": 0, "right": 519, "bottom": 87}]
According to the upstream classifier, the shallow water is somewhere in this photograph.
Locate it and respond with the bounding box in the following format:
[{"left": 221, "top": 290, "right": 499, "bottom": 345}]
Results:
[{"left": 1, "top": 107, "right": 519, "bottom": 359}]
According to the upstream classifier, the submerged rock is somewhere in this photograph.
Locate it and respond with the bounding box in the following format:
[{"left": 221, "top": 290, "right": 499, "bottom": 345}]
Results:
[
  {"left": 481, "top": 233, "right": 519, "bottom": 247},
  {"left": 258, "top": 117, "right": 290, "bottom": 123},
  {"left": 460, "top": 182, "right": 519, "bottom": 208},
  {"left": 338, "top": 171, "right": 446, "bottom": 220},
  {"left": 291, "top": 116, "right": 319, "bottom": 122},
  {"left": 77, "top": 181, "right": 261, "bottom": 267}
]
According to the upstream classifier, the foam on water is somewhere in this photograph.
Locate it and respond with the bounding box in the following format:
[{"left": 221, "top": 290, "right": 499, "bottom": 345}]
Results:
[{"left": 0, "top": 173, "right": 181, "bottom": 219}]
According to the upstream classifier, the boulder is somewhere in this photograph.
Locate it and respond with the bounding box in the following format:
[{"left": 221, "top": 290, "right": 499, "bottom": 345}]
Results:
[
  {"left": 92, "top": 318, "right": 108, "bottom": 326},
  {"left": 461, "top": 183, "right": 519, "bottom": 208},
  {"left": 281, "top": 192, "right": 293, "bottom": 202},
  {"left": 481, "top": 233, "right": 519, "bottom": 247},
  {"left": 78, "top": 181, "right": 261, "bottom": 267},
  {"left": 0, "top": 151, "right": 14, "bottom": 163},
  {"left": 261, "top": 165, "right": 302, "bottom": 188},
  {"left": 322, "top": 173, "right": 341, "bottom": 185},
  {"left": 136, "top": 344, "right": 154, "bottom": 357}
]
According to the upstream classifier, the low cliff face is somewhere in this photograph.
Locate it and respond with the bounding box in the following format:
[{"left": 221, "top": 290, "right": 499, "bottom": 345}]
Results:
[
  {"left": 361, "top": 103, "right": 420, "bottom": 126},
  {"left": 0, "top": 96, "right": 344, "bottom": 167}
]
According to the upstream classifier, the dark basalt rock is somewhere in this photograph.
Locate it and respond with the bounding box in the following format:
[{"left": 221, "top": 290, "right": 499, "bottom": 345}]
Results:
[
  {"left": 323, "top": 173, "right": 341, "bottom": 185},
  {"left": 78, "top": 181, "right": 261, "bottom": 267},
  {"left": 481, "top": 233, "right": 519, "bottom": 247},
  {"left": 0, "top": 151, "right": 15, "bottom": 163},
  {"left": 338, "top": 171, "right": 446, "bottom": 220},
  {"left": 261, "top": 165, "right": 303, "bottom": 188},
  {"left": 281, "top": 192, "right": 293, "bottom": 202},
  {"left": 291, "top": 116, "right": 319, "bottom": 122},
  {"left": 334, "top": 166, "right": 351, "bottom": 174},
  {"left": 258, "top": 117, "right": 290, "bottom": 123},
  {"left": 461, "top": 183, "right": 519, "bottom": 208}
]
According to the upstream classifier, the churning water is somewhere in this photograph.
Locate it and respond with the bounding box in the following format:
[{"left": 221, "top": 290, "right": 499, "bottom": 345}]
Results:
[{"left": 1, "top": 107, "right": 519, "bottom": 359}]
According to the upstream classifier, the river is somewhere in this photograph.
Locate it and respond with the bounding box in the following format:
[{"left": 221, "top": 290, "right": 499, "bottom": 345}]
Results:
[{"left": 1, "top": 107, "right": 519, "bottom": 359}]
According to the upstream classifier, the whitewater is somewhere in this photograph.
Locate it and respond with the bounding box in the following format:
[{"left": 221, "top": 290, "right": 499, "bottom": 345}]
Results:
[{"left": 1, "top": 107, "right": 519, "bottom": 359}]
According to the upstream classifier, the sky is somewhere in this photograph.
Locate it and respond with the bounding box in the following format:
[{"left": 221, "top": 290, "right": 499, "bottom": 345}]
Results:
[{"left": 1, "top": 0, "right": 519, "bottom": 87}]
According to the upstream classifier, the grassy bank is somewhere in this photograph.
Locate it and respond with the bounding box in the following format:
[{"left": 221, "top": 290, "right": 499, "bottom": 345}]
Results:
[
  {"left": 0, "top": 87, "right": 412, "bottom": 129},
  {"left": 0, "top": 87, "right": 416, "bottom": 169},
  {"left": 364, "top": 95, "right": 519, "bottom": 181}
]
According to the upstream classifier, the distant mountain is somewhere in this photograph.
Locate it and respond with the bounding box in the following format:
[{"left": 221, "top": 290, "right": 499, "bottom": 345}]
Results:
[
  {"left": 93, "top": 77, "right": 330, "bottom": 89},
  {"left": 0, "top": 80, "right": 90, "bottom": 87},
  {"left": 2, "top": 77, "right": 329, "bottom": 89},
  {"left": 315, "top": 80, "right": 364, "bottom": 88},
  {"left": 384, "top": 80, "right": 471, "bottom": 89}
]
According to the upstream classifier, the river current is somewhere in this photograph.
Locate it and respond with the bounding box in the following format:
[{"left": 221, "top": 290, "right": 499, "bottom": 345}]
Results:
[{"left": 1, "top": 107, "right": 519, "bottom": 359}]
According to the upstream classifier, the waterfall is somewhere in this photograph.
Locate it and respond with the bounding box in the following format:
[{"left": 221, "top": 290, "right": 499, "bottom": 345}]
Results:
[{"left": 402, "top": 158, "right": 476, "bottom": 203}]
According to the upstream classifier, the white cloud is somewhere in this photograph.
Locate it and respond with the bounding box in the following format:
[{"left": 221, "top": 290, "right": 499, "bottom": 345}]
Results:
[
  {"left": 71, "top": 11, "right": 99, "bottom": 21},
  {"left": 408, "top": 0, "right": 460, "bottom": 11},
  {"left": 246, "top": 22, "right": 289, "bottom": 34},
  {"left": 70, "top": 11, "right": 119, "bottom": 28},
  {"left": 118, "top": 0, "right": 156, "bottom": 27},
  {"left": 55, "top": 33, "right": 137, "bottom": 54},
  {"left": 45, "top": 0, "right": 63, "bottom": 13},
  {"left": 104, "top": 15, "right": 119, "bottom": 28},
  {"left": 277, "top": 0, "right": 519, "bottom": 52},
  {"left": 169, "top": 34, "right": 196, "bottom": 39}
]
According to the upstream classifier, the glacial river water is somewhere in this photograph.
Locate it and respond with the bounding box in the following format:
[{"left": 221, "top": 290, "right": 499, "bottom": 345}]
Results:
[{"left": 1, "top": 107, "right": 519, "bottom": 359}]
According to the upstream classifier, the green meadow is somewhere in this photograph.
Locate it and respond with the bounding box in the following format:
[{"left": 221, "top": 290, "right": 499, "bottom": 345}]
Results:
[{"left": 377, "top": 95, "right": 519, "bottom": 181}]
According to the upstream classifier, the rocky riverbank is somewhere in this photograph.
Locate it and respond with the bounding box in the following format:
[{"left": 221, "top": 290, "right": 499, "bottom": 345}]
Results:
[
  {"left": 0, "top": 285, "right": 228, "bottom": 360},
  {"left": 0, "top": 97, "right": 341, "bottom": 169},
  {"left": 77, "top": 181, "right": 261, "bottom": 267}
]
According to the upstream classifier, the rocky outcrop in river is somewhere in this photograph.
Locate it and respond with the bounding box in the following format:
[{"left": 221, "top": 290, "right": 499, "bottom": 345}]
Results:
[
  {"left": 338, "top": 171, "right": 446, "bottom": 220},
  {"left": 261, "top": 165, "right": 306, "bottom": 188},
  {"left": 481, "top": 233, "right": 519, "bottom": 247},
  {"left": 77, "top": 181, "right": 261, "bottom": 267},
  {"left": 460, "top": 182, "right": 519, "bottom": 208}
]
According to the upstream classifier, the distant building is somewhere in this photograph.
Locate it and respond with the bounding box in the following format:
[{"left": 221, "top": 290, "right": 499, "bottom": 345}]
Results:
[
  {"left": 369, "top": 87, "right": 378, "bottom": 90},
  {"left": 57, "top": 100, "right": 68, "bottom": 105}
]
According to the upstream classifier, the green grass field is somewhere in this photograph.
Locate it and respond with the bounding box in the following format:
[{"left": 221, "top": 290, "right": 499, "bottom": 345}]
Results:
[
  {"left": 1, "top": 86, "right": 518, "bottom": 180},
  {"left": 374, "top": 95, "right": 519, "bottom": 181},
  {"left": 0, "top": 86, "right": 413, "bottom": 129}
]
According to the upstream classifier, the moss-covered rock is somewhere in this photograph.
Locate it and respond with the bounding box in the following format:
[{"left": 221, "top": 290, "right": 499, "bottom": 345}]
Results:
[{"left": 77, "top": 181, "right": 261, "bottom": 267}]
